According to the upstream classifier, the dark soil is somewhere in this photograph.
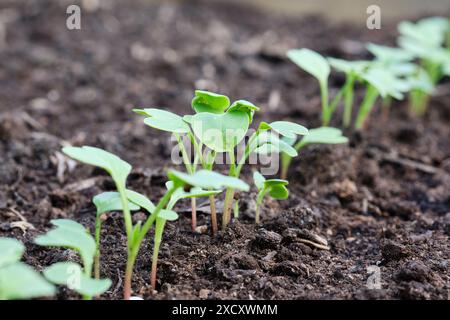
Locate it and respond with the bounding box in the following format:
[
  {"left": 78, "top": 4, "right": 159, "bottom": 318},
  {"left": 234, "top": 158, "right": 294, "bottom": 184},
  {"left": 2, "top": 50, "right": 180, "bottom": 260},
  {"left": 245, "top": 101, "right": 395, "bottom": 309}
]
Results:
[{"left": 0, "top": 0, "right": 449, "bottom": 300}]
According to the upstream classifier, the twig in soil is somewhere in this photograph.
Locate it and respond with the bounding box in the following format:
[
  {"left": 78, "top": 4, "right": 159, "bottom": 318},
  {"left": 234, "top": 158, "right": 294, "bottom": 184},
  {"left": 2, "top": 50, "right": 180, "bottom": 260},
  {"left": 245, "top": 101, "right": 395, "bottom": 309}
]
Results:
[
  {"left": 297, "top": 238, "right": 330, "bottom": 251},
  {"left": 8, "top": 208, "right": 35, "bottom": 234},
  {"left": 367, "top": 147, "right": 443, "bottom": 175}
]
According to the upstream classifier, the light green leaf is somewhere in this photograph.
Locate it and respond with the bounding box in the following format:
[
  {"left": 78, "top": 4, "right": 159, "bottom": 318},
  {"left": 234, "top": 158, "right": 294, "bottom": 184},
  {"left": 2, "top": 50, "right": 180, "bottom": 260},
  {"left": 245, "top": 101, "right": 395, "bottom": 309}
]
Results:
[
  {"left": 228, "top": 100, "right": 260, "bottom": 122},
  {"left": 62, "top": 146, "right": 132, "bottom": 189},
  {"left": 253, "top": 171, "right": 266, "bottom": 190},
  {"left": 328, "top": 58, "right": 370, "bottom": 76},
  {"left": 0, "top": 262, "right": 56, "bottom": 300},
  {"left": 190, "top": 110, "right": 249, "bottom": 152},
  {"left": 253, "top": 132, "right": 298, "bottom": 157},
  {"left": 168, "top": 170, "right": 249, "bottom": 192},
  {"left": 34, "top": 219, "right": 96, "bottom": 274},
  {"left": 268, "top": 121, "right": 308, "bottom": 139},
  {"left": 299, "top": 127, "right": 348, "bottom": 148},
  {"left": 398, "top": 18, "right": 448, "bottom": 48},
  {"left": 287, "top": 49, "right": 330, "bottom": 85},
  {"left": 125, "top": 190, "right": 155, "bottom": 213},
  {"left": 166, "top": 181, "right": 221, "bottom": 208},
  {"left": 406, "top": 69, "right": 434, "bottom": 93},
  {"left": 158, "top": 209, "right": 179, "bottom": 221},
  {"left": 191, "top": 90, "right": 230, "bottom": 114},
  {"left": 135, "top": 108, "right": 190, "bottom": 134},
  {"left": 43, "top": 262, "right": 111, "bottom": 297},
  {"left": 363, "top": 67, "right": 410, "bottom": 99},
  {"left": 0, "top": 238, "right": 25, "bottom": 268},
  {"left": 366, "top": 43, "right": 414, "bottom": 62},
  {"left": 93, "top": 192, "right": 140, "bottom": 216}
]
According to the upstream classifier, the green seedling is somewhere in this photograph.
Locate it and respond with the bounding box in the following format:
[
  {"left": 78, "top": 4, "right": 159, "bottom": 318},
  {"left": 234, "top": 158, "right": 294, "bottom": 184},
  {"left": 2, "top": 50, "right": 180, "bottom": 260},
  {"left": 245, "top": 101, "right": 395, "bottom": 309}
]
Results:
[
  {"left": 136, "top": 91, "right": 307, "bottom": 231},
  {"left": 62, "top": 144, "right": 249, "bottom": 295},
  {"left": 327, "top": 58, "right": 370, "bottom": 127},
  {"left": 280, "top": 127, "right": 348, "bottom": 180},
  {"left": 355, "top": 66, "right": 410, "bottom": 129},
  {"left": 34, "top": 219, "right": 111, "bottom": 299},
  {"left": 0, "top": 237, "right": 55, "bottom": 300},
  {"left": 398, "top": 17, "right": 450, "bottom": 114},
  {"left": 287, "top": 49, "right": 333, "bottom": 126},
  {"left": 252, "top": 172, "right": 289, "bottom": 224},
  {"left": 134, "top": 91, "right": 233, "bottom": 233},
  {"left": 92, "top": 191, "right": 141, "bottom": 279}
]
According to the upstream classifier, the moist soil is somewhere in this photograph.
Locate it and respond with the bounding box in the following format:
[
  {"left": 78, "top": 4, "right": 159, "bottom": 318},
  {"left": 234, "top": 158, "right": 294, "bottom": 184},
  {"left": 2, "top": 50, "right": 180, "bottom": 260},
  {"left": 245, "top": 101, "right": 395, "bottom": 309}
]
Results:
[{"left": 0, "top": 0, "right": 449, "bottom": 300}]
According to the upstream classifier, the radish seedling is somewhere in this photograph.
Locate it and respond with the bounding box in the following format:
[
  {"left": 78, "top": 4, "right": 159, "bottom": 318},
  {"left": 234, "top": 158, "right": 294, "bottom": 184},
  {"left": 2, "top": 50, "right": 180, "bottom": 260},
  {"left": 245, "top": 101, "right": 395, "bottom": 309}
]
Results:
[
  {"left": 287, "top": 49, "right": 333, "bottom": 126},
  {"left": 0, "top": 237, "right": 56, "bottom": 300},
  {"left": 134, "top": 91, "right": 231, "bottom": 233},
  {"left": 252, "top": 172, "right": 289, "bottom": 224},
  {"left": 34, "top": 219, "right": 112, "bottom": 299},
  {"left": 280, "top": 127, "right": 348, "bottom": 180},
  {"left": 355, "top": 66, "right": 410, "bottom": 129},
  {"left": 398, "top": 17, "right": 450, "bottom": 114},
  {"left": 327, "top": 58, "right": 370, "bottom": 127}
]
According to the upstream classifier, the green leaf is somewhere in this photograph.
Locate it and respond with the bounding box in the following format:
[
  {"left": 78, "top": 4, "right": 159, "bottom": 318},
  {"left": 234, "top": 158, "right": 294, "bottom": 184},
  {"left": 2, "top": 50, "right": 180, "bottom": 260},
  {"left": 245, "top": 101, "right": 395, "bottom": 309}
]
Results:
[
  {"left": 366, "top": 43, "right": 414, "bottom": 62},
  {"left": 287, "top": 49, "right": 330, "bottom": 86},
  {"left": 93, "top": 192, "right": 140, "bottom": 216},
  {"left": 168, "top": 170, "right": 249, "bottom": 192},
  {"left": 62, "top": 146, "right": 132, "bottom": 189},
  {"left": 268, "top": 121, "right": 308, "bottom": 139},
  {"left": 406, "top": 69, "right": 434, "bottom": 93},
  {"left": 0, "top": 238, "right": 25, "bottom": 268},
  {"left": 268, "top": 184, "right": 289, "bottom": 199},
  {"left": 398, "top": 17, "right": 448, "bottom": 48},
  {"left": 166, "top": 181, "right": 221, "bottom": 208},
  {"left": 253, "top": 171, "right": 266, "bottom": 190},
  {"left": 0, "top": 262, "right": 56, "bottom": 300},
  {"left": 228, "top": 100, "right": 260, "bottom": 122},
  {"left": 328, "top": 58, "right": 370, "bottom": 76},
  {"left": 125, "top": 189, "right": 155, "bottom": 213},
  {"left": 190, "top": 110, "right": 249, "bottom": 152},
  {"left": 135, "top": 108, "right": 190, "bottom": 134},
  {"left": 299, "top": 127, "right": 348, "bottom": 148},
  {"left": 34, "top": 219, "right": 96, "bottom": 274},
  {"left": 253, "top": 132, "right": 298, "bottom": 157},
  {"left": 191, "top": 90, "right": 230, "bottom": 114},
  {"left": 43, "top": 262, "right": 111, "bottom": 297},
  {"left": 157, "top": 209, "right": 178, "bottom": 221},
  {"left": 363, "top": 67, "right": 410, "bottom": 99}
]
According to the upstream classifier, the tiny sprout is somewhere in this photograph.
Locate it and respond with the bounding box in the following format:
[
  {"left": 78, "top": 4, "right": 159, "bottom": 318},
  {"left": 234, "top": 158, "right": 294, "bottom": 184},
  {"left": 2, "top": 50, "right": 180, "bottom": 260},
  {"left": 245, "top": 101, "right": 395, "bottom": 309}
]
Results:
[
  {"left": 281, "top": 127, "right": 348, "bottom": 180},
  {"left": 0, "top": 237, "right": 56, "bottom": 300},
  {"left": 253, "top": 172, "right": 289, "bottom": 224},
  {"left": 287, "top": 49, "right": 332, "bottom": 126},
  {"left": 34, "top": 219, "right": 112, "bottom": 299}
]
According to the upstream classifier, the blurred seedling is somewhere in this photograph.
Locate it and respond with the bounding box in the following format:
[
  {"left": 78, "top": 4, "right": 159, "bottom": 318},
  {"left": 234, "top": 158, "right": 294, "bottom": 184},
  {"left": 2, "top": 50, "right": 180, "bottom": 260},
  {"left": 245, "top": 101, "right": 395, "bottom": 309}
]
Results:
[
  {"left": 34, "top": 219, "right": 112, "bottom": 300},
  {"left": 0, "top": 237, "right": 55, "bottom": 300}
]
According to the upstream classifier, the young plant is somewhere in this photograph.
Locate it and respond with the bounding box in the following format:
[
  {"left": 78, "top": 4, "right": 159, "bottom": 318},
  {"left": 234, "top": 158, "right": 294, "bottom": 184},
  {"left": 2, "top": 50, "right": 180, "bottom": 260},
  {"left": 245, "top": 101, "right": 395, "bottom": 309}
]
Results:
[
  {"left": 132, "top": 108, "right": 201, "bottom": 231},
  {"left": 252, "top": 172, "right": 289, "bottom": 224},
  {"left": 287, "top": 49, "right": 332, "bottom": 125},
  {"left": 327, "top": 58, "right": 371, "bottom": 127},
  {"left": 34, "top": 219, "right": 112, "bottom": 300},
  {"left": 62, "top": 146, "right": 138, "bottom": 299},
  {"left": 62, "top": 145, "right": 249, "bottom": 295},
  {"left": 397, "top": 17, "right": 450, "bottom": 114},
  {"left": 355, "top": 66, "right": 410, "bottom": 129},
  {"left": 280, "top": 127, "right": 348, "bottom": 180},
  {"left": 0, "top": 237, "right": 56, "bottom": 300}
]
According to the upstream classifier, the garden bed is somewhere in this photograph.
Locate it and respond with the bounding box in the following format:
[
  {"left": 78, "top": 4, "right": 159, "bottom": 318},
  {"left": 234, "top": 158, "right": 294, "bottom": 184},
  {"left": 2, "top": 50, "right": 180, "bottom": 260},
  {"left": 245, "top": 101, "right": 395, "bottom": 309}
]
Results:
[{"left": 0, "top": 0, "right": 449, "bottom": 299}]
